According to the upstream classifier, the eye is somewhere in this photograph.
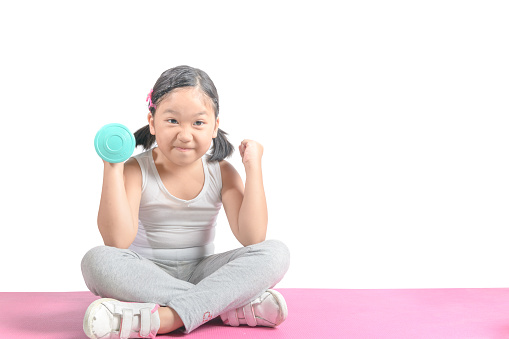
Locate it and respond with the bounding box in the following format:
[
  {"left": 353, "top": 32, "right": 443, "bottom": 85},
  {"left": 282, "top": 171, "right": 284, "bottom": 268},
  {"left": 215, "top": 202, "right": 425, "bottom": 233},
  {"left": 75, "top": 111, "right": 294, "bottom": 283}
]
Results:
[
  {"left": 167, "top": 119, "right": 178, "bottom": 124},
  {"left": 194, "top": 121, "right": 205, "bottom": 126}
]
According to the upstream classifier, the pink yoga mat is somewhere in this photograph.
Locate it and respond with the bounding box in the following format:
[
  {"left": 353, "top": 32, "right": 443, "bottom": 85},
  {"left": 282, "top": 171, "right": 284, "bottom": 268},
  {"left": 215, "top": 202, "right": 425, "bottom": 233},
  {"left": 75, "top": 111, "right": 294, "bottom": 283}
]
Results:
[{"left": 1, "top": 288, "right": 509, "bottom": 338}]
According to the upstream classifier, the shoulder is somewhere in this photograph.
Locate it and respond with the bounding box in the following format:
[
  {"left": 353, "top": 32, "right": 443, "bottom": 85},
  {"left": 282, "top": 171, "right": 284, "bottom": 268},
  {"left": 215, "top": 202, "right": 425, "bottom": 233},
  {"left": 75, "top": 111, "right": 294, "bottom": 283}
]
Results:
[
  {"left": 219, "top": 159, "right": 237, "bottom": 176},
  {"left": 125, "top": 150, "right": 151, "bottom": 176},
  {"left": 123, "top": 157, "right": 142, "bottom": 183},
  {"left": 124, "top": 157, "right": 141, "bottom": 170},
  {"left": 219, "top": 160, "right": 243, "bottom": 192}
]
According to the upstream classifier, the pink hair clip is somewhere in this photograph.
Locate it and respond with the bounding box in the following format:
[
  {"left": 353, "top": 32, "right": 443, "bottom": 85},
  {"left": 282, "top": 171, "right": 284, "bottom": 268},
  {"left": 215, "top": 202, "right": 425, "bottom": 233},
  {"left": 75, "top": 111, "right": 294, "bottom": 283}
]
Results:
[{"left": 146, "top": 89, "right": 156, "bottom": 110}]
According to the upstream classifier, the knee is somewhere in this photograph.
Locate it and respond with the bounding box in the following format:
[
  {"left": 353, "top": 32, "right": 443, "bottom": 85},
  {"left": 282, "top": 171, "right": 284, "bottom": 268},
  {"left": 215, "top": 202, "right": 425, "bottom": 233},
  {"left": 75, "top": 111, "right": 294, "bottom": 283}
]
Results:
[
  {"left": 81, "top": 246, "right": 109, "bottom": 285},
  {"left": 81, "top": 246, "right": 111, "bottom": 270},
  {"left": 81, "top": 246, "right": 139, "bottom": 296},
  {"left": 255, "top": 239, "right": 291, "bottom": 275}
]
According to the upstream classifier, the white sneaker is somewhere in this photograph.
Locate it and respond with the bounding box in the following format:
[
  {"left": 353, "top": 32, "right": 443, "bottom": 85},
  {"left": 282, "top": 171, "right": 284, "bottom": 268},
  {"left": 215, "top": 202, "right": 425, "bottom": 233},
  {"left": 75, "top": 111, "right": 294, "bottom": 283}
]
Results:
[
  {"left": 83, "top": 298, "right": 161, "bottom": 339},
  {"left": 220, "top": 289, "right": 288, "bottom": 327}
]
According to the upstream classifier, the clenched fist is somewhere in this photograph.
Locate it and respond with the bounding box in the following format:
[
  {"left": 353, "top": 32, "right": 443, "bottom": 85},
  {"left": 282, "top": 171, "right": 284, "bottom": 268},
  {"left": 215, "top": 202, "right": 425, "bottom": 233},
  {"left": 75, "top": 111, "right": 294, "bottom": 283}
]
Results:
[{"left": 239, "top": 139, "right": 263, "bottom": 168}]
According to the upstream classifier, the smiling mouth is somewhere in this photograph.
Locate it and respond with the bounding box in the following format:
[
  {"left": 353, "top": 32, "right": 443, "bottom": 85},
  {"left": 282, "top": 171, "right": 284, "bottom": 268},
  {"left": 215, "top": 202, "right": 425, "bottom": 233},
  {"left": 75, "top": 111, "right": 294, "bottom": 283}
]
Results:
[{"left": 175, "top": 147, "right": 192, "bottom": 152}]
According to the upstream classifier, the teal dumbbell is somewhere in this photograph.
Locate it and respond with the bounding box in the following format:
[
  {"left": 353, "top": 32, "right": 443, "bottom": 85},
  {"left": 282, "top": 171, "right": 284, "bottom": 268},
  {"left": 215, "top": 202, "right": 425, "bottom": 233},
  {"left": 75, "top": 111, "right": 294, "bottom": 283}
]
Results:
[{"left": 94, "top": 123, "right": 135, "bottom": 163}]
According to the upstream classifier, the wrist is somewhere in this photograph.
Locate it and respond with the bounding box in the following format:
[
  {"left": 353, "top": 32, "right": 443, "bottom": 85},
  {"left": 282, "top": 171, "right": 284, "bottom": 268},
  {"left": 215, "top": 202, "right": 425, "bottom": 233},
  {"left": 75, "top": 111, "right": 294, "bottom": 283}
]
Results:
[
  {"left": 244, "top": 161, "right": 262, "bottom": 173},
  {"left": 103, "top": 161, "right": 124, "bottom": 174}
]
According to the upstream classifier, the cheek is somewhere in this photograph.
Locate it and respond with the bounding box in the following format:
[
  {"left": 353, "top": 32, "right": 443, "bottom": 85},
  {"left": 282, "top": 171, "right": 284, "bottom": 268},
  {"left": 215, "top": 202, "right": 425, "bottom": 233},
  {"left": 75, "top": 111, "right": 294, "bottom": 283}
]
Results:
[
  {"left": 197, "top": 131, "right": 214, "bottom": 150},
  {"left": 206, "top": 138, "right": 213, "bottom": 150},
  {"left": 153, "top": 127, "right": 174, "bottom": 144},
  {"left": 151, "top": 120, "right": 163, "bottom": 135}
]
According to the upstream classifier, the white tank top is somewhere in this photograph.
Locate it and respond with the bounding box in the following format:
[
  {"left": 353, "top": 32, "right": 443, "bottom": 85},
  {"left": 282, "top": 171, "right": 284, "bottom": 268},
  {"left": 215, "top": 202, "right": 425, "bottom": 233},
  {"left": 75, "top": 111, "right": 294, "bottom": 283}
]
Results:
[{"left": 129, "top": 149, "right": 223, "bottom": 261}]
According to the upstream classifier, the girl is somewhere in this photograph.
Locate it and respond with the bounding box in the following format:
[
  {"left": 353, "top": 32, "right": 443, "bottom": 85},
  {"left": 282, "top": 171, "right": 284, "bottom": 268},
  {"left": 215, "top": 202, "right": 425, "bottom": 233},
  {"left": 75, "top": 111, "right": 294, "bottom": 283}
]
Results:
[{"left": 81, "top": 65, "right": 290, "bottom": 338}]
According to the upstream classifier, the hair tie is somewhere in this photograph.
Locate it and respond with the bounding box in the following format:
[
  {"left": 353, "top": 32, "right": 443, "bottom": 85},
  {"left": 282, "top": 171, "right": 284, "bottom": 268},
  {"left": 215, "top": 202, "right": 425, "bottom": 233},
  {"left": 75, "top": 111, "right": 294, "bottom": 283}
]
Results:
[{"left": 146, "top": 89, "right": 156, "bottom": 110}]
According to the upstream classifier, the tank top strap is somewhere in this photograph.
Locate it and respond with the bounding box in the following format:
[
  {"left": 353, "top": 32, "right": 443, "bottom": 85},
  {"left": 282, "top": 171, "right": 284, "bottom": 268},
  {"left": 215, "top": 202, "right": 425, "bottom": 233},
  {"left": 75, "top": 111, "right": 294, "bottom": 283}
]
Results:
[
  {"left": 206, "top": 158, "right": 222, "bottom": 196},
  {"left": 132, "top": 150, "right": 151, "bottom": 192}
]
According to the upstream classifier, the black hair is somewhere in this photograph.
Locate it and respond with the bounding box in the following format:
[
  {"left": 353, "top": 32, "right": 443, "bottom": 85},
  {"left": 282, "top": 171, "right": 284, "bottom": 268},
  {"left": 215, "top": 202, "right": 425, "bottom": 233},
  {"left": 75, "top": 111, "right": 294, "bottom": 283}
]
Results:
[{"left": 134, "top": 65, "right": 234, "bottom": 162}]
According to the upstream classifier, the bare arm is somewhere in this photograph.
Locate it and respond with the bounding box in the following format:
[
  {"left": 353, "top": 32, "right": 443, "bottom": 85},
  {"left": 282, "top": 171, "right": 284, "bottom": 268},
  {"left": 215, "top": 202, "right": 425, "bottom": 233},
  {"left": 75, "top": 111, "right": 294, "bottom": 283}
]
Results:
[
  {"left": 238, "top": 160, "right": 267, "bottom": 244},
  {"left": 221, "top": 140, "right": 267, "bottom": 246},
  {"left": 97, "top": 158, "right": 142, "bottom": 248}
]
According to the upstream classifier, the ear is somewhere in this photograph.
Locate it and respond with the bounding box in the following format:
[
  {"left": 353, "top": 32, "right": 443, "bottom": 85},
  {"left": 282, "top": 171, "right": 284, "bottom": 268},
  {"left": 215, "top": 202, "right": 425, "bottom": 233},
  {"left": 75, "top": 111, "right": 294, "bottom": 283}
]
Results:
[
  {"left": 148, "top": 112, "right": 156, "bottom": 135},
  {"left": 213, "top": 117, "right": 219, "bottom": 138}
]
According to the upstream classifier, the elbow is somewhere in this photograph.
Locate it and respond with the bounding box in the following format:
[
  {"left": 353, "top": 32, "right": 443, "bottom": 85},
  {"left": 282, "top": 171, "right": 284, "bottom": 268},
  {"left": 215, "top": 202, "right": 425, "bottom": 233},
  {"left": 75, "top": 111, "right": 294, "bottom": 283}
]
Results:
[
  {"left": 241, "top": 235, "right": 266, "bottom": 247},
  {"left": 103, "top": 240, "right": 132, "bottom": 249},
  {"left": 98, "top": 224, "right": 135, "bottom": 249},
  {"left": 235, "top": 219, "right": 267, "bottom": 246},
  {"left": 101, "top": 235, "right": 134, "bottom": 249}
]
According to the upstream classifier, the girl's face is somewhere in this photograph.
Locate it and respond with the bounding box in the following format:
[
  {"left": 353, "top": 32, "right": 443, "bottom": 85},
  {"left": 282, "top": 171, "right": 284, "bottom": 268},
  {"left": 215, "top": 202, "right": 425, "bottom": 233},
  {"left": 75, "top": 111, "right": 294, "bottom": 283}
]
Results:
[{"left": 148, "top": 86, "right": 219, "bottom": 167}]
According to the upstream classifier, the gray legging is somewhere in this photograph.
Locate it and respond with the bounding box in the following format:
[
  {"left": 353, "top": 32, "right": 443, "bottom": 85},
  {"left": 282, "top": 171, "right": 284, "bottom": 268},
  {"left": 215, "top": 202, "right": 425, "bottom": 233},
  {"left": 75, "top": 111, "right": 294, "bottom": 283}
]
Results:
[{"left": 81, "top": 240, "right": 290, "bottom": 333}]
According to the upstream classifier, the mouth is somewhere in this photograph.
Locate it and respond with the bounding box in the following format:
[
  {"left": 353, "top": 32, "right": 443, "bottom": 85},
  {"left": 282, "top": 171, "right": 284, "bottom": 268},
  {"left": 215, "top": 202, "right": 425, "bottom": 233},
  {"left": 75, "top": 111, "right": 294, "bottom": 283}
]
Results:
[{"left": 175, "top": 147, "right": 192, "bottom": 152}]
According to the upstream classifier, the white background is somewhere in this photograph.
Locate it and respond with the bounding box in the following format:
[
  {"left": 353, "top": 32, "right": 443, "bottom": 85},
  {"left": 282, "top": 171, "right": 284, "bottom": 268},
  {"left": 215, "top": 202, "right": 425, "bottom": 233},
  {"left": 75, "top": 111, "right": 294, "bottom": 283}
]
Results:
[{"left": 0, "top": 1, "right": 508, "bottom": 292}]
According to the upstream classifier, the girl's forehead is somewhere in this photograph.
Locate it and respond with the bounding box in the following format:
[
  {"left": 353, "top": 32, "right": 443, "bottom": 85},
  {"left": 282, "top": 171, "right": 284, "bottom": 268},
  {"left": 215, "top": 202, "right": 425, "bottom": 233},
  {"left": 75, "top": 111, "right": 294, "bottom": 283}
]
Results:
[
  {"left": 156, "top": 88, "right": 215, "bottom": 120},
  {"left": 159, "top": 87, "right": 214, "bottom": 110}
]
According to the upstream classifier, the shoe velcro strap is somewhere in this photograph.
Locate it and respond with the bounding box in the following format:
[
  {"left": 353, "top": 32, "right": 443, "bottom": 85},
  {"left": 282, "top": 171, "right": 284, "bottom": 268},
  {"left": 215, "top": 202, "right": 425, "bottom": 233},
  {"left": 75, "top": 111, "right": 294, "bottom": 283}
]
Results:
[
  {"left": 139, "top": 307, "right": 151, "bottom": 337},
  {"left": 228, "top": 309, "right": 240, "bottom": 326},
  {"left": 120, "top": 308, "right": 133, "bottom": 339},
  {"left": 243, "top": 304, "right": 257, "bottom": 327}
]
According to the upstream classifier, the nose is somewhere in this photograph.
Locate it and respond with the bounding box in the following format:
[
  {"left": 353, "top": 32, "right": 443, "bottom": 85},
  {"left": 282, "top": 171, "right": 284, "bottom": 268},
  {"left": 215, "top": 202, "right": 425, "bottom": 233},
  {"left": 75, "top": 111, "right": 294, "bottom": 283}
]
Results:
[{"left": 177, "top": 127, "right": 192, "bottom": 143}]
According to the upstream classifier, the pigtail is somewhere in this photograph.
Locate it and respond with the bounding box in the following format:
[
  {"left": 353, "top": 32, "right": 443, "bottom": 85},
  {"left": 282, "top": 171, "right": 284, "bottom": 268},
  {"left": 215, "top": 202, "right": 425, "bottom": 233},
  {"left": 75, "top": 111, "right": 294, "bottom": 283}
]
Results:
[
  {"left": 134, "top": 124, "right": 156, "bottom": 150},
  {"left": 209, "top": 128, "right": 234, "bottom": 162}
]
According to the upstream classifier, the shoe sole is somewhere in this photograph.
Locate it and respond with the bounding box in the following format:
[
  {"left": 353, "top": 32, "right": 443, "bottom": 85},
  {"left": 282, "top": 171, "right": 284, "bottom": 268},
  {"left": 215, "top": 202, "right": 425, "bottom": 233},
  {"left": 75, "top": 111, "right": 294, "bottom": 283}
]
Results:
[
  {"left": 83, "top": 298, "right": 116, "bottom": 339},
  {"left": 266, "top": 289, "right": 288, "bottom": 326}
]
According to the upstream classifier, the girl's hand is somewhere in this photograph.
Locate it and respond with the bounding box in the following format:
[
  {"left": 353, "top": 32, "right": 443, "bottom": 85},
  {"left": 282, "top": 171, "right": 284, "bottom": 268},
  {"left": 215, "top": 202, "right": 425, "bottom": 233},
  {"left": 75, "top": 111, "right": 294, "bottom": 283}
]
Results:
[{"left": 239, "top": 139, "right": 263, "bottom": 168}]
